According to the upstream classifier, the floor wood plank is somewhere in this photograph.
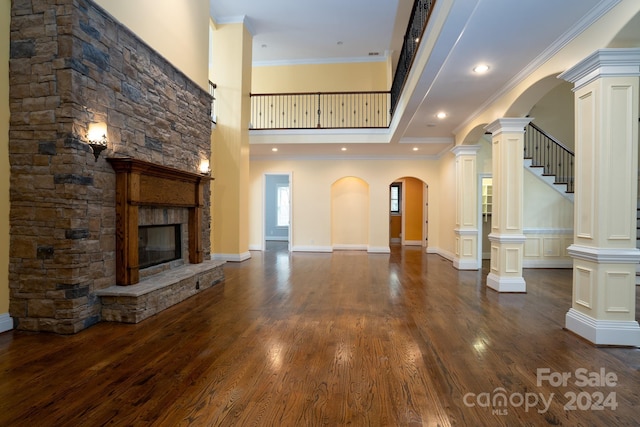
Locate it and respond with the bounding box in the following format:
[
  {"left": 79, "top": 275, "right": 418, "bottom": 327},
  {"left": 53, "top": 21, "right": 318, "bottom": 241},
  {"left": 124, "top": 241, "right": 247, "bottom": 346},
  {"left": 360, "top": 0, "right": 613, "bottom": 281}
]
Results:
[{"left": 0, "top": 244, "right": 639, "bottom": 426}]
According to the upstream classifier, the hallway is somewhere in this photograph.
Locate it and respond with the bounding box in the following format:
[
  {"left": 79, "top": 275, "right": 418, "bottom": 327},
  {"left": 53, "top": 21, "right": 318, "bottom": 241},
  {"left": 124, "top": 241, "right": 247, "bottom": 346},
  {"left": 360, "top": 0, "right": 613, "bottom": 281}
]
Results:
[{"left": 0, "top": 246, "right": 639, "bottom": 426}]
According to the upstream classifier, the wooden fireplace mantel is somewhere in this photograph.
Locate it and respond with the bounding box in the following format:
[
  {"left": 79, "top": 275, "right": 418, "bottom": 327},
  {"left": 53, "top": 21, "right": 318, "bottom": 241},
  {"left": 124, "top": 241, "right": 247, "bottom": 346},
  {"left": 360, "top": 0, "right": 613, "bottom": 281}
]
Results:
[{"left": 107, "top": 157, "right": 212, "bottom": 286}]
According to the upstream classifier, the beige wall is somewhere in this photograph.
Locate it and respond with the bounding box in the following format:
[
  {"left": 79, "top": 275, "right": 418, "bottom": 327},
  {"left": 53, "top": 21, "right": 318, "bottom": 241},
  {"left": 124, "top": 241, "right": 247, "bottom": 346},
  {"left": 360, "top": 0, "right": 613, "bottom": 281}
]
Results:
[
  {"left": 252, "top": 61, "right": 389, "bottom": 93},
  {"left": 529, "top": 82, "right": 575, "bottom": 150},
  {"left": 211, "top": 23, "right": 252, "bottom": 258},
  {"left": 331, "top": 177, "right": 369, "bottom": 247},
  {"left": 1, "top": 0, "right": 9, "bottom": 316},
  {"left": 436, "top": 153, "right": 457, "bottom": 258},
  {"left": 94, "top": 0, "right": 210, "bottom": 89},
  {"left": 249, "top": 159, "right": 441, "bottom": 252}
]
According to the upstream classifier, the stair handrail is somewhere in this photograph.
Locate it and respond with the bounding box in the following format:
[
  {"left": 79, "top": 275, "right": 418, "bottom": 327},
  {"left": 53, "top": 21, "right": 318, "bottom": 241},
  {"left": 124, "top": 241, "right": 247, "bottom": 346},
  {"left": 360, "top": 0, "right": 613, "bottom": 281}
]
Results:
[{"left": 524, "top": 122, "right": 575, "bottom": 193}]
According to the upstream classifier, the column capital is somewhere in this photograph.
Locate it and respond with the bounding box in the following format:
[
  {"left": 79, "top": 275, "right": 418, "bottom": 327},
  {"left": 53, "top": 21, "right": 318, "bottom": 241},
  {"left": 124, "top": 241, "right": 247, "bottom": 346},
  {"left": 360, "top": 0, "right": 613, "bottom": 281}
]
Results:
[
  {"left": 559, "top": 48, "right": 640, "bottom": 90},
  {"left": 485, "top": 117, "right": 532, "bottom": 135},
  {"left": 450, "top": 144, "right": 480, "bottom": 157}
]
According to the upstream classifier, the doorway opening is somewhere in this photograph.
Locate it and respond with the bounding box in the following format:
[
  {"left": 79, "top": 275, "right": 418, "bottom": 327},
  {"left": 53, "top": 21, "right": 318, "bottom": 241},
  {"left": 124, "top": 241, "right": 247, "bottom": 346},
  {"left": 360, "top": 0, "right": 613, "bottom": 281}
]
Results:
[
  {"left": 478, "top": 174, "right": 492, "bottom": 265},
  {"left": 389, "top": 177, "right": 428, "bottom": 249},
  {"left": 264, "top": 173, "right": 292, "bottom": 251}
]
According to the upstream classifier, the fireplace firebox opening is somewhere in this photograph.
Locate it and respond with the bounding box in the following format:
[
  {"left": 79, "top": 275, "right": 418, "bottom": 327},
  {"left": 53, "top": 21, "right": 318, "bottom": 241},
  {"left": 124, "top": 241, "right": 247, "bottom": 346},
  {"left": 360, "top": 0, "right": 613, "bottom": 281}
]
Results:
[{"left": 138, "top": 224, "right": 182, "bottom": 269}]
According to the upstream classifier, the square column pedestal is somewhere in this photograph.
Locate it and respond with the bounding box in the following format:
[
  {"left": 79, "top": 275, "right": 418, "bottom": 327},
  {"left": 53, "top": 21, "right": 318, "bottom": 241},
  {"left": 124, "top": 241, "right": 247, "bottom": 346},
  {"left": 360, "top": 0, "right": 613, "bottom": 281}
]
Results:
[
  {"left": 565, "top": 246, "right": 640, "bottom": 346},
  {"left": 560, "top": 48, "right": 640, "bottom": 346}
]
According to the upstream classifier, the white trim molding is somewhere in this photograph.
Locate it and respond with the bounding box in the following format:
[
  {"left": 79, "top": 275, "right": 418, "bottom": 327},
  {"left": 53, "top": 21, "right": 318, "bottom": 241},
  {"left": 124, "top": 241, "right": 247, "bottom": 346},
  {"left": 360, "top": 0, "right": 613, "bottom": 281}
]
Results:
[
  {"left": 368, "top": 246, "right": 391, "bottom": 254},
  {"left": 291, "top": 245, "right": 333, "bottom": 253},
  {"left": 0, "top": 314, "right": 13, "bottom": 334},
  {"left": 523, "top": 228, "right": 573, "bottom": 235},
  {"left": 488, "top": 233, "right": 526, "bottom": 244},
  {"left": 450, "top": 144, "right": 481, "bottom": 156},
  {"left": 566, "top": 308, "right": 640, "bottom": 347},
  {"left": 454, "top": 228, "right": 479, "bottom": 236},
  {"left": 559, "top": 48, "right": 640, "bottom": 90},
  {"left": 454, "top": 258, "right": 479, "bottom": 270},
  {"left": 403, "top": 240, "right": 423, "bottom": 246},
  {"left": 485, "top": 117, "right": 533, "bottom": 135},
  {"left": 213, "top": 252, "right": 252, "bottom": 262},
  {"left": 333, "top": 244, "right": 368, "bottom": 251},
  {"left": 487, "top": 273, "right": 526, "bottom": 293},
  {"left": 427, "top": 247, "right": 455, "bottom": 262},
  {"left": 567, "top": 245, "right": 640, "bottom": 264}
]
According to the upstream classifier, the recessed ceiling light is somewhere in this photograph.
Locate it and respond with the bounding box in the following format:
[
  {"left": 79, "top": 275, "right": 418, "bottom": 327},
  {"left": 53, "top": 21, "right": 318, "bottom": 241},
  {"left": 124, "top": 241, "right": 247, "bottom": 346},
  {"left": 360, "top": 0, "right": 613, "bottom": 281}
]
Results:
[
  {"left": 473, "top": 64, "right": 490, "bottom": 73},
  {"left": 412, "top": 147, "right": 419, "bottom": 151},
  {"left": 271, "top": 147, "right": 278, "bottom": 152},
  {"left": 436, "top": 112, "right": 447, "bottom": 119},
  {"left": 341, "top": 147, "right": 347, "bottom": 151},
  {"left": 337, "top": 41, "right": 343, "bottom": 45}
]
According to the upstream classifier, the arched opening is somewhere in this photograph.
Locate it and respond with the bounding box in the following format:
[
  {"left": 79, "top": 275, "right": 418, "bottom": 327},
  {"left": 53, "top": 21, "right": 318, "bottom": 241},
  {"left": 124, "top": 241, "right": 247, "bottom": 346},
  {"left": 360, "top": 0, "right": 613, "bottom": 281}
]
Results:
[{"left": 389, "top": 176, "right": 428, "bottom": 248}]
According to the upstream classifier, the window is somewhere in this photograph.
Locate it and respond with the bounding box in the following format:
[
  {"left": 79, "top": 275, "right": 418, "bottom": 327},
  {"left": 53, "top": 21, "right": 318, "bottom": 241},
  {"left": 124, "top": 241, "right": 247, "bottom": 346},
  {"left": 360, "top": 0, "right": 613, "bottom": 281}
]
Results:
[
  {"left": 390, "top": 183, "right": 401, "bottom": 214},
  {"left": 276, "top": 184, "right": 290, "bottom": 227}
]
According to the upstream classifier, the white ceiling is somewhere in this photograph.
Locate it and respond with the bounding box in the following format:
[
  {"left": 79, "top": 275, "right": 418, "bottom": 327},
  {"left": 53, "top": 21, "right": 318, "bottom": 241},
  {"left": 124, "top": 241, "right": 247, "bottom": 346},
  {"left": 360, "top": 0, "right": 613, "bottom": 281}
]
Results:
[{"left": 210, "top": 0, "right": 640, "bottom": 159}]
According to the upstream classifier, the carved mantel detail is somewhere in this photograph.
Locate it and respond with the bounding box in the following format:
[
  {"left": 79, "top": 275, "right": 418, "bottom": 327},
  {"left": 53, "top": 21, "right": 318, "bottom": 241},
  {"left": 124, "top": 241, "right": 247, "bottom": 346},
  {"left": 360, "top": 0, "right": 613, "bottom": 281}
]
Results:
[{"left": 108, "top": 157, "right": 211, "bottom": 286}]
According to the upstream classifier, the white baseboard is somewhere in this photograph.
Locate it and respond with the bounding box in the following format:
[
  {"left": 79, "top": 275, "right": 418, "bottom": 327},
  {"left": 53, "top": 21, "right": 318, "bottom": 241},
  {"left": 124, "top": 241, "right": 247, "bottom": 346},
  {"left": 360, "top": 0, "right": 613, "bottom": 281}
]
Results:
[
  {"left": 454, "top": 258, "right": 479, "bottom": 270},
  {"left": 368, "top": 246, "right": 391, "bottom": 254},
  {"left": 213, "top": 251, "right": 252, "bottom": 262},
  {"left": 291, "top": 245, "right": 333, "bottom": 253},
  {"left": 248, "top": 244, "right": 262, "bottom": 251},
  {"left": 566, "top": 308, "right": 640, "bottom": 347},
  {"left": 487, "top": 273, "right": 526, "bottom": 292},
  {"left": 404, "top": 240, "right": 422, "bottom": 246},
  {"left": 0, "top": 313, "right": 13, "bottom": 334},
  {"left": 333, "top": 244, "right": 368, "bottom": 251},
  {"left": 427, "top": 247, "right": 455, "bottom": 262}
]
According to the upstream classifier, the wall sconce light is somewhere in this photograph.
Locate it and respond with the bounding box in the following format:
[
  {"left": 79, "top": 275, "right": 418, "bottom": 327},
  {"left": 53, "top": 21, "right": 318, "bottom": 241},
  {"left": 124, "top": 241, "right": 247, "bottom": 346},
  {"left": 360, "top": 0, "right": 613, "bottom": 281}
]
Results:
[
  {"left": 87, "top": 123, "right": 108, "bottom": 161},
  {"left": 199, "top": 159, "right": 211, "bottom": 175}
]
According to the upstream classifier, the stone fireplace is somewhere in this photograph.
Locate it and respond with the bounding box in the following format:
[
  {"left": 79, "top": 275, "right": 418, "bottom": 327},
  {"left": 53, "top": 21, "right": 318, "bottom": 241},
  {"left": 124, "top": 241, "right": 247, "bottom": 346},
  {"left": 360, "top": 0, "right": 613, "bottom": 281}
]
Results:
[{"left": 8, "top": 0, "right": 223, "bottom": 333}]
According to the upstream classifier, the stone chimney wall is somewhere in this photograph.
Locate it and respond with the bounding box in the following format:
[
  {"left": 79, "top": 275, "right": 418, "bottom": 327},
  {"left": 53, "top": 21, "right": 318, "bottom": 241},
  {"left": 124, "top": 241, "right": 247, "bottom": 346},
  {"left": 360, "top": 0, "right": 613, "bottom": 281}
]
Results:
[{"left": 9, "top": 0, "right": 212, "bottom": 333}]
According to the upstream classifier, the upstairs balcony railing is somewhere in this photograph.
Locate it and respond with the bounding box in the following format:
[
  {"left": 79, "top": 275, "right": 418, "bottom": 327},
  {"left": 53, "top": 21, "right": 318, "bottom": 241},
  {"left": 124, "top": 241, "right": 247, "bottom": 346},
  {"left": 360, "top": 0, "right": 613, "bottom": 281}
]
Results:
[
  {"left": 390, "top": 0, "right": 436, "bottom": 114},
  {"left": 250, "top": 91, "right": 391, "bottom": 130},
  {"left": 248, "top": 0, "right": 435, "bottom": 130}
]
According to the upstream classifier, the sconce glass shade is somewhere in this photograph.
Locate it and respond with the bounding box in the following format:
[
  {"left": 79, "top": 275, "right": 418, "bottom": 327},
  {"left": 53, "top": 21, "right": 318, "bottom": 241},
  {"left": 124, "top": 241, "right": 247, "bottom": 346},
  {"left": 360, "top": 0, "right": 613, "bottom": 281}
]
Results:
[
  {"left": 87, "top": 123, "right": 108, "bottom": 161},
  {"left": 199, "top": 159, "right": 211, "bottom": 175}
]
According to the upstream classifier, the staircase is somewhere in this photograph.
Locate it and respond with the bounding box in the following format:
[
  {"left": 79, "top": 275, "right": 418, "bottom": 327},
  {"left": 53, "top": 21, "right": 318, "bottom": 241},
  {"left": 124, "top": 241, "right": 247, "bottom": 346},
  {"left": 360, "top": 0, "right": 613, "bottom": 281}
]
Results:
[
  {"left": 523, "top": 122, "right": 574, "bottom": 201},
  {"left": 522, "top": 124, "right": 640, "bottom": 284}
]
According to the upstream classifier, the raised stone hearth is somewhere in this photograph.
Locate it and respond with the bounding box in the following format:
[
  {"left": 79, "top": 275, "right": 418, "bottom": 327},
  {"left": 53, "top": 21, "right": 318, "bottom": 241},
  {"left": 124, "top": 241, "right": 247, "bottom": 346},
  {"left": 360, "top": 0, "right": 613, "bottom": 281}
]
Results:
[{"left": 97, "top": 260, "right": 225, "bottom": 323}]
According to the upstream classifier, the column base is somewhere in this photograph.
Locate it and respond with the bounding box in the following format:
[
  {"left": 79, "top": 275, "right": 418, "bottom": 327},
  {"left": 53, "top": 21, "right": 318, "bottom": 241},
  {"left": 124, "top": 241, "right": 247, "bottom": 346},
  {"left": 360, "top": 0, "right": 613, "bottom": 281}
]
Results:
[
  {"left": 565, "top": 308, "right": 640, "bottom": 347},
  {"left": 486, "top": 272, "right": 526, "bottom": 292},
  {"left": 453, "top": 258, "right": 479, "bottom": 270}
]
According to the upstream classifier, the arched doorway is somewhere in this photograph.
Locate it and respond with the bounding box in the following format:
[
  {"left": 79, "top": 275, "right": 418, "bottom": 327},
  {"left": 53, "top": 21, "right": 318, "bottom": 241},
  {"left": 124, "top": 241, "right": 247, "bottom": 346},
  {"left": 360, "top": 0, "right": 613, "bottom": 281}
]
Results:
[{"left": 389, "top": 177, "right": 428, "bottom": 248}]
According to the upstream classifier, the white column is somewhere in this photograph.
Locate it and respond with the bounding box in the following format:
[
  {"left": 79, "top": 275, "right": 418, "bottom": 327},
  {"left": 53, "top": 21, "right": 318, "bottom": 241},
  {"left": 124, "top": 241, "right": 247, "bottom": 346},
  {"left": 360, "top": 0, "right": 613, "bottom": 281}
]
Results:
[
  {"left": 559, "top": 48, "right": 640, "bottom": 346},
  {"left": 451, "top": 145, "right": 481, "bottom": 270},
  {"left": 485, "top": 118, "right": 532, "bottom": 292}
]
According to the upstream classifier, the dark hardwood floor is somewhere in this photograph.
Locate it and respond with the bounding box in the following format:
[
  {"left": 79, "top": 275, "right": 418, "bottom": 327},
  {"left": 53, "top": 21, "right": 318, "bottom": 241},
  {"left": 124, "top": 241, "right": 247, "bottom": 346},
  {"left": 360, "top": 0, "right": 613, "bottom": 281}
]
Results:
[{"left": 1, "top": 244, "right": 639, "bottom": 426}]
